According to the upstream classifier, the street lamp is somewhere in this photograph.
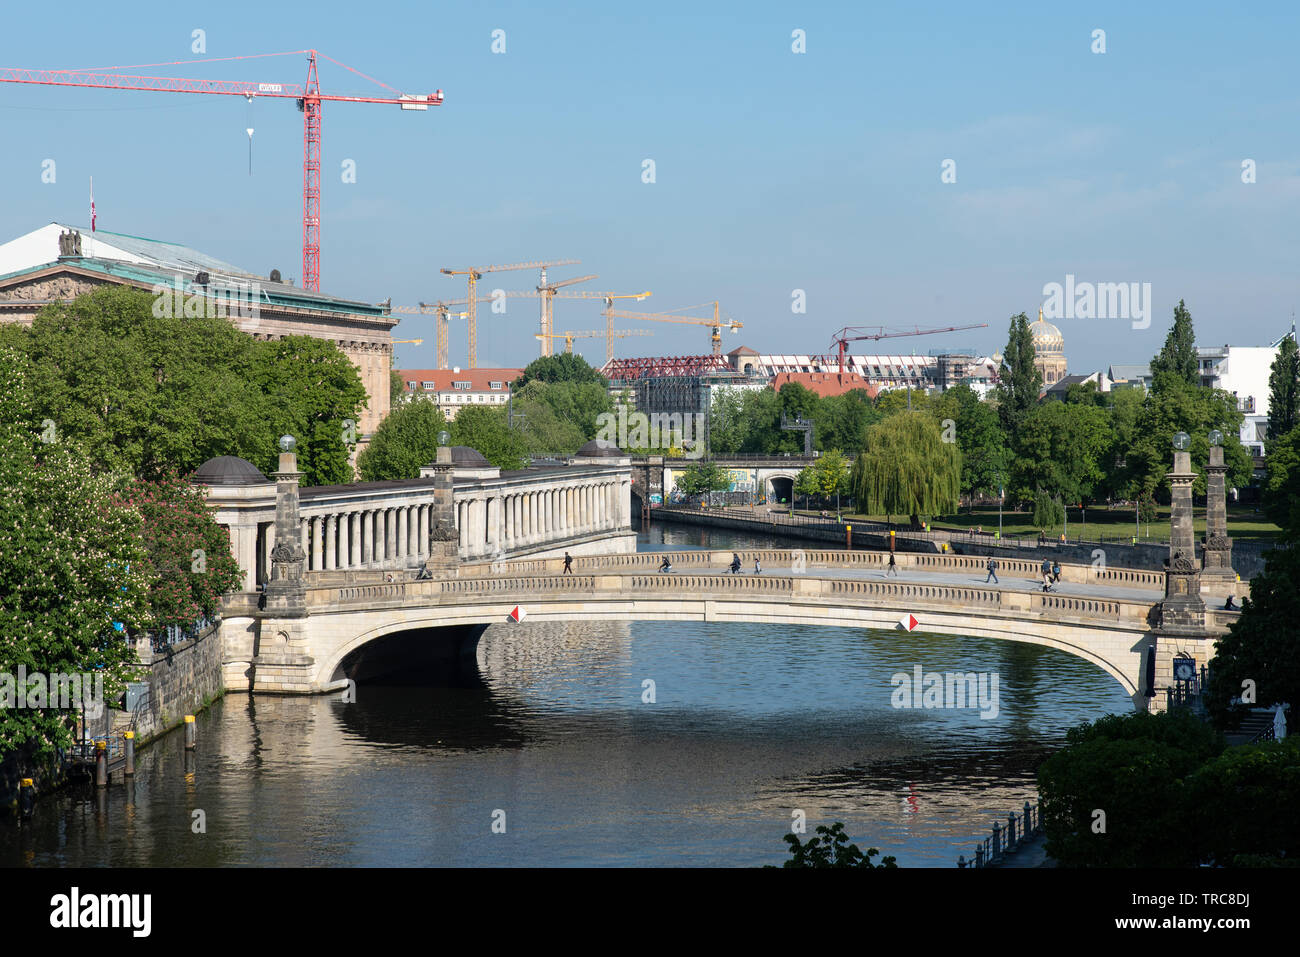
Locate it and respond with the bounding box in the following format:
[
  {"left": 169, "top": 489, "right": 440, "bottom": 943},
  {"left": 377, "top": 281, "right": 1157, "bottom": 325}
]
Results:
[
  {"left": 1208, "top": 429, "right": 1223, "bottom": 447},
  {"left": 437, "top": 430, "right": 451, "bottom": 446},
  {"left": 278, "top": 434, "right": 296, "bottom": 452}
]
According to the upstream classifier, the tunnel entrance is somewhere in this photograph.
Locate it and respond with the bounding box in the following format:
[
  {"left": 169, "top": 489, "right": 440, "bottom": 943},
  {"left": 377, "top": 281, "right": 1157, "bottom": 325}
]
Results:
[{"left": 768, "top": 476, "right": 793, "bottom": 506}]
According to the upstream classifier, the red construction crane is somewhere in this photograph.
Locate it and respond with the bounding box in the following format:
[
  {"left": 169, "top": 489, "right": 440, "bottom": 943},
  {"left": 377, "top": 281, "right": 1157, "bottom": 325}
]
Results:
[
  {"left": 826, "top": 323, "right": 988, "bottom": 375},
  {"left": 0, "top": 50, "right": 442, "bottom": 291}
]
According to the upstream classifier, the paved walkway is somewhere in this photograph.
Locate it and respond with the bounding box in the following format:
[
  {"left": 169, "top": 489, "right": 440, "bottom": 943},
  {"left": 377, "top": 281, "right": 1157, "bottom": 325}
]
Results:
[{"left": 595, "top": 560, "right": 1165, "bottom": 603}]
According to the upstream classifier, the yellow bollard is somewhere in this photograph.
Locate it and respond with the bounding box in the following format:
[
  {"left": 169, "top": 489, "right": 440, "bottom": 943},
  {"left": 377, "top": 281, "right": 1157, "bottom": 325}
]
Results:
[{"left": 184, "top": 714, "right": 196, "bottom": 751}]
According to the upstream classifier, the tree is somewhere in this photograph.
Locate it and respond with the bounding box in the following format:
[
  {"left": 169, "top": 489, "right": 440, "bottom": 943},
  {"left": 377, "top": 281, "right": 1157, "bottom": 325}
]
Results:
[
  {"left": 1012, "top": 401, "right": 1113, "bottom": 507},
  {"left": 357, "top": 399, "right": 447, "bottom": 481},
  {"left": 13, "top": 288, "right": 367, "bottom": 486},
  {"left": 793, "top": 465, "right": 819, "bottom": 504},
  {"left": 116, "top": 472, "right": 244, "bottom": 630},
  {"left": 512, "top": 389, "right": 588, "bottom": 455},
  {"left": 675, "top": 461, "right": 730, "bottom": 497},
  {"left": 1124, "top": 381, "right": 1251, "bottom": 501},
  {"left": 1186, "top": 739, "right": 1300, "bottom": 866},
  {"left": 1261, "top": 424, "right": 1300, "bottom": 533},
  {"left": 0, "top": 345, "right": 151, "bottom": 759},
  {"left": 1205, "top": 543, "right": 1300, "bottom": 731},
  {"left": 1266, "top": 333, "right": 1300, "bottom": 446},
  {"left": 849, "top": 411, "right": 960, "bottom": 524},
  {"left": 1149, "top": 299, "right": 1199, "bottom": 392},
  {"left": 1036, "top": 711, "right": 1223, "bottom": 868},
  {"left": 995, "top": 312, "right": 1041, "bottom": 437},
  {"left": 450, "top": 404, "right": 528, "bottom": 471},
  {"left": 1031, "top": 490, "right": 1065, "bottom": 533},
  {"left": 813, "top": 448, "right": 850, "bottom": 499},
  {"left": 777, "top": 822, "right": 898, "bottom": 869},
  {"left": 817, "top": 389, "right": 880, "bottom": 453},
  {"left": 929, "top": 385, "right": 1007, "bottom": 506},
  {"left": 249, "top": 335, "right": 368, "bottom": 487},
  {"left": 391, "top": 369, "right": 407, "bottom": 407},
  {"left": 514, "top": 353, "right": 607, "bottom": 388},
  {"left": 514, "top": 379, "right": 613, "bottom": 444}
]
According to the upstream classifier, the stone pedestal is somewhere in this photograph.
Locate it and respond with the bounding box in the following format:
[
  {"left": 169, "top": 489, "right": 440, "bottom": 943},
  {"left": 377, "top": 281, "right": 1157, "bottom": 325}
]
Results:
[
  {"left": 255, "top": 449, "right": 316, "bottom": 691},
  {"left": 424, "top": 445, "right": 460, "bottom": 574},
  {"left": 1201, "top": 444, "right": 1236, "bottom": 592}
]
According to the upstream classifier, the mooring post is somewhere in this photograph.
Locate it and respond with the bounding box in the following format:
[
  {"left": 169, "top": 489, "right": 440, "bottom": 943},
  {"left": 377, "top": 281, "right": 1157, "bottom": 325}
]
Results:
[
  {"left": 94, "top": 740, "right": 107, "bottom": 788},
  {"left": 124, "top": 731, "right": 135, "bottom": 776},
  {"left": 846, "top": 524, "right": 853, "bottom": 550},
  {"left": 184, "top": 714, "right": 196, "bottom": 750},
  {"left": 18, "top": 777, "right": 35, "bottom": 819}
]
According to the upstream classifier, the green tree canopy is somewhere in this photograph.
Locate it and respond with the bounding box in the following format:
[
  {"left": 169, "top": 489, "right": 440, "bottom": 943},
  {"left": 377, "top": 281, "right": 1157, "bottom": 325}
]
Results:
[
  {"left": 357, "top": 399, "right": 447, "bottom": 481},
  {"left": 1124, "top": 380, "right": 1251, "bottom": 501},
  {"left": 513, "top": 379, "right": 612, "bottom": 446},
  {"left": 1012, "top": 401, "right": 1114, "bottom": 506},
  {"left": 9, "top": 287, "right": 366, "bottom": 486},
  {"left": 1261, "top": 424, "right": 1300, "bottom": 532},
  {"left": 514, "top": 353, "right": 607, "bottom": 388},
  {"left": 450, "top": 404, "right": 528, "bottom": 471},
  {"left": 0, "top": 345, "right": 151, "bottom": 758},
  {"left": 1149, "top": 299, "right": 1199, "bottom": 392},
  {"left": 995, "top": 312, "right": 1041, "bottom": 437},
  {"left": 927, "top": 384, "right": 1007, "bottom": 504},
  {"left": 675, "top": 461, "right": 730, "bottom": 496},
  {"left": 849, "top": 411, "right": 960, "bottom": 524},
  {"left": 1267, "top": 333, "right": 1300, "bottom": 445}
]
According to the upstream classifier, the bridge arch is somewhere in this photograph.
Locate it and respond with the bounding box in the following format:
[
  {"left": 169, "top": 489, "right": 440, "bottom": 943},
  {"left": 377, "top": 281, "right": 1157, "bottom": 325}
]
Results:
[{"left": 766, "top": 473, "right": 797, "bottom": 505}]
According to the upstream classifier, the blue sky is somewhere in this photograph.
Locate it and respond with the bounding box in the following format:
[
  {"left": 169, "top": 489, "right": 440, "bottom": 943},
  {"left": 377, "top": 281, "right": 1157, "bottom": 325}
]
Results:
[{"left": 2, "top": 1, "right": 1298, "bottom": 372}]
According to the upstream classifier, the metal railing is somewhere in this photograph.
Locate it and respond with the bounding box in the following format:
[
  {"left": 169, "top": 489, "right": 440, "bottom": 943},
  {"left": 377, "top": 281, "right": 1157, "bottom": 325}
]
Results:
[{"left": 958, "top": 801, "right": 1042, "bottom": 868}]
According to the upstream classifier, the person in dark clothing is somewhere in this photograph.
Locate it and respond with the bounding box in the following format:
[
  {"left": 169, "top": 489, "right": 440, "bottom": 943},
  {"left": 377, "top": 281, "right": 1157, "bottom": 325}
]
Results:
[
  {"left": 1224, "top": 595, "right": 1236, "bottom": 610},
  {"left": 1041, "top": 558, "right": 1051, "bottom": 579},
  {"left": 730, "top": 553, "right": 742, "bottom": 574},
  {"left": 1051, "top": 561, "right": 1061, "bottom": 584},
  {"left": 886, "top": 552, "right": 898, "bottom": 576},
  {"left": 659, "top": 556, "right": 673, "bottom": 573},
  {"left": 985, "top": 557, "right": 998, "bottom": 583},
  {"left": 562, "top": 552, "right": 573, "bottom": 575}
]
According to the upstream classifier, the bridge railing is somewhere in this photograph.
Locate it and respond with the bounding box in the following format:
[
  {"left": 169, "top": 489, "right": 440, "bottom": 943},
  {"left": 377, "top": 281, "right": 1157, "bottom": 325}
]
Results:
[{"left": 958, "top": 801, "right": 1043, "bottom": 868}]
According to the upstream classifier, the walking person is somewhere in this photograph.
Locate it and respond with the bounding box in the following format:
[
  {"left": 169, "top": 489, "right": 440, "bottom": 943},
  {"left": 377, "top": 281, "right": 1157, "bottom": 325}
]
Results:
[
  {"left": 985, "top": 556, "right": 999, "bottom": 583},
  {"left": 730, "top": 552, "right": 742, "bottom": 574},
  {"left": 754, "top": 557, "right": 762, "bottom": 575},
  {"left": 886, "top": 552, "right": 898, "bottom": 577},
  {"left": 1042, "top": 569, "right": 1053, "bottom": 593},
  {"left": 562, "top": 552, "right": 573, "bottom": 575},
  {"left": 1051, "top": 560, "right": 1061, "bottom": 585},
  {"left": 1040, "top": 557, "right": 1051, "bottom": 581}
]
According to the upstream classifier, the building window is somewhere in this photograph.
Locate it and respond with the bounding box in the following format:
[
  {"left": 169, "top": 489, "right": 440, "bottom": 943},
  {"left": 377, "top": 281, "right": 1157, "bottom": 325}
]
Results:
[
  {"left": 422, "top": 381, "right": 435, "bottom": 390},
  {"left": 490, "top": 381, "right": 503, "bottom": 390},
  {"left": 406, "top": 380, "right": 416, "bottom": 390},
  {"left": 454, "top": 381, "right": 471, "bottom": 390}
]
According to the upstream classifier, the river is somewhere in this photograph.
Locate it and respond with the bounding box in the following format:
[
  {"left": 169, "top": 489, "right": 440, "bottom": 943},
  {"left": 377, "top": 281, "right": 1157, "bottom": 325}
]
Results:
[{"left": 1, "top": 525, "right": 1130, "bottom": 867}]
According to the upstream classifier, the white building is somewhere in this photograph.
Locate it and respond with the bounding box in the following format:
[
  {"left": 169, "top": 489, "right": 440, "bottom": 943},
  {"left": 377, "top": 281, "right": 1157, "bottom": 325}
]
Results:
[
  {"left": 397, "top": 367, "right": 521, "bottom": 421},
  {"left": 1197, "top": 342, "right": 1282, "bottom": 455}
]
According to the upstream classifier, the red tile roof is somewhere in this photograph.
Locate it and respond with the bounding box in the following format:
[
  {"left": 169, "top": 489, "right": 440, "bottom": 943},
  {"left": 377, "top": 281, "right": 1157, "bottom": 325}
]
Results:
[
  {"left": 771, "top": 371, "right": 879, "bottom": 399},
  {"left": 398, "top": 368, "right": 523, "bottom": 392}
]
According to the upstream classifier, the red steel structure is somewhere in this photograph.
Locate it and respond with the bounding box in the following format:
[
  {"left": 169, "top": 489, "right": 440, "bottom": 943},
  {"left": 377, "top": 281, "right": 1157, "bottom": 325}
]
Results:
[
  {"left": 0, "top": 50, "right": 442, "bottom": 291},
  {"left": 604, "top": 355, "right": 732, "bottom": 381}
]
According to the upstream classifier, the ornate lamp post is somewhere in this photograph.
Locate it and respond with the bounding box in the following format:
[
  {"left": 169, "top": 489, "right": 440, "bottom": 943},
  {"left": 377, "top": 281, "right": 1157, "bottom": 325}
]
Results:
[
  {"left": 264, "top": 434, "right": 307, "bottom": 617},
  {"left": 423, "top": 430, "right": 460, "bottom": 573},
  {"left": 1202, "top": 428, "right": 1236, "bottom": 588}
]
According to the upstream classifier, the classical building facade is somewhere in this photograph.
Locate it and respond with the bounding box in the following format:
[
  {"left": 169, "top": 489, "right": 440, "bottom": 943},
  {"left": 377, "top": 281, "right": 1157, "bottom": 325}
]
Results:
[{"left": 0, "top": 223, "right": 398, "bottom": 441}]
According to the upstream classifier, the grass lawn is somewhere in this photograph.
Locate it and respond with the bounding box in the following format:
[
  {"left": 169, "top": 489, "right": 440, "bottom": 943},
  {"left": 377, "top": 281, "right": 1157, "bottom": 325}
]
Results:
[{"left": 830, "top": 504, "right": 1283, "bottom": 543}]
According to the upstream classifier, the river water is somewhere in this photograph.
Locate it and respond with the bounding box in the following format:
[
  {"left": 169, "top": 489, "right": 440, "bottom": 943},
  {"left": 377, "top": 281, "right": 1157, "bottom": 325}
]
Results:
[{"left": 1, "top": 525, "right": 1130, "bottom": 868}]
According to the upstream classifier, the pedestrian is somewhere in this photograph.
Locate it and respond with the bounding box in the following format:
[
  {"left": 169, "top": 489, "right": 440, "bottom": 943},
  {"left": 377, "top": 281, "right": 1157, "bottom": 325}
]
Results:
[
  {"left": 886, "top": 552, "right": 898, "bottom": 576},
  {"left": 1042, "top": 570, "right": 1052, "bottom": 593},
  {"left": 1224, "top": 595, "right": 1236, "bottom": 610},
  {"left": 985, "top": 557, "right": 998, "bottom": 583},
  {"left": 659, "top": 556, "right": 673, "bottom": 573},
  {"left": 730, "top": 552, "right": 741, "bottom": 574},
  {"left": 1041, "top": 557, "right": 1051, "bottom": 580},
  {"left": 1051, "top": 560, "right": 1061, "bottom": 584},
  {"left": 562, "top": 552, "right": 573, "bottom": 575},
  {"left": 754, "top": 557, "right": 762, "bottom": 575}
]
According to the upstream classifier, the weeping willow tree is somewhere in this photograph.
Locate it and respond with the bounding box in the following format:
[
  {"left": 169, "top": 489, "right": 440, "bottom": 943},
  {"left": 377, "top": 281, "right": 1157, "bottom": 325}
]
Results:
[{"left": 849, "top": 411, "right": 961, "bottom": 524}]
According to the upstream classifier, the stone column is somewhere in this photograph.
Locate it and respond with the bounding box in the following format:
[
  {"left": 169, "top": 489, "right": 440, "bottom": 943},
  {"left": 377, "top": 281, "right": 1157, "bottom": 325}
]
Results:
[
  {"left": 1202, "top": 444, "right": 1235, "bottom": 584},
  {"left": 310, "top": 516, "right": 323, "bottom": 571},
  {"left": 488, "top": 497, "right": 502, "bottom": 555},
  {"left": 418, "top": 504, "right": 429, "bottom": 559},
  {"left": 264, "top": 448, "right": 308, "bottom": 618},
  {"left": 424, "top": 445, "right": 460, "bottom": 572},
  {"left": 237, "top": 525, "right": 258, "bottom": 592},
  {"left": 1153, "top": 445, "right": 1208, "bottom": 711},
  {"left": 337, "top": 512, "right": 350, "bottom": 569},
  {"left": 458, "top": 501, "right": 468, "bottom": 553},
  {"left": 323, "top": 514, "right": 335, "bottom": 570},
  {"left": 528, "top": 492, "right": 537, "bottom": 544}
]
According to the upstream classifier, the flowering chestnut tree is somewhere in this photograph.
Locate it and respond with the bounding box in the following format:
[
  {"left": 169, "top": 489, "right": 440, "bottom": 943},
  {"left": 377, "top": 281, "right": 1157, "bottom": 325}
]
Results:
[
  {"left": 114, "top": 472, "right": 243, "bottom": 632},
  {"left": 0, "top": 345, "right": 150, "bottom": 757}
]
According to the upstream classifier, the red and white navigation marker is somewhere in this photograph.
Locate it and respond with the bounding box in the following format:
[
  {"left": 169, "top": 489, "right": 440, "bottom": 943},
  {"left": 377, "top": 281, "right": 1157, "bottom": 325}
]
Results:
[
  {"left": 509, "top": 606, "right": 526, "bottom": 623},
  {"left": 898, "top": 613, "right": 919, "bottom": 632}
]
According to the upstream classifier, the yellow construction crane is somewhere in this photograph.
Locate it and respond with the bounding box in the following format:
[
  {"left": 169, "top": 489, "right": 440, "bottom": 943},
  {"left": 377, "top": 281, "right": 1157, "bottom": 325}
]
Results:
[
  {"left": 439, "top": 259, "right": 578, "bottom": 367},
  {"left": 535, "top": 273, "right": 598, "bottom": 356},
  {"left": 605, "top": 301, "right": 741, "bottom": 356},
  {"left": 534, "top": 328, "right": 654, "bottom": 354},
  {"left": 392, "top": 338, "right": 424, "bottom": 345}
]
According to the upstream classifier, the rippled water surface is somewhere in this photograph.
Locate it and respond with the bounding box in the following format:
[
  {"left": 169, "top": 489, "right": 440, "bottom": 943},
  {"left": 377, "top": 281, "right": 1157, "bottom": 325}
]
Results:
[{"left": 1, "top": 526, "right": 1131, "bottom": 867}]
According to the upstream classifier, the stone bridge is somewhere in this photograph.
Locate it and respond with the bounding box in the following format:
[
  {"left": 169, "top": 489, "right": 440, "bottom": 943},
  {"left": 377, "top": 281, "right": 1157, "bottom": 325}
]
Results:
[{"left": 219, "top": 548, "right": 1233, "bottom": 711}]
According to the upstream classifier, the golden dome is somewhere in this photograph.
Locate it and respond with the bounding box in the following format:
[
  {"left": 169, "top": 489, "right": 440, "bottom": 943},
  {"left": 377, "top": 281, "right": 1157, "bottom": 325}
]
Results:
[{"left": 1029, "top": 307, "right": 1064, "bottom": 355}]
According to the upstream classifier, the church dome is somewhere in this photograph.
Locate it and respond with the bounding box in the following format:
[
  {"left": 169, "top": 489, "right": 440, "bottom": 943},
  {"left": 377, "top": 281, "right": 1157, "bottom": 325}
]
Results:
[
  {"left": 191, "top": 455, "right": 269, "bottom": 486},
  {"left": 1029, "top": 308, "right": 1064, "bottom": 355}
]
